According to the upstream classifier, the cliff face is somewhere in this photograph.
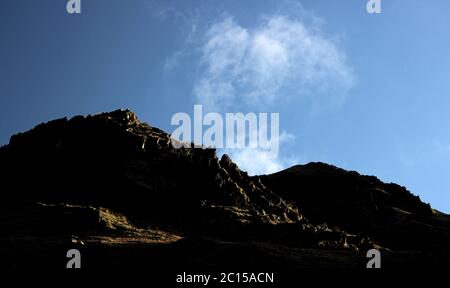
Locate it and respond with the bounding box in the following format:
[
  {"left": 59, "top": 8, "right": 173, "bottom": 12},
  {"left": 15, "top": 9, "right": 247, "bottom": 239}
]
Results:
[
  {"left": 258, "top": 163, "right": 450, "bottom": 251},
  {"left": 0, "top": 109, "right": 449, "bottom": 269},
  {"left": 0, "top": 109, "right": 301, "bottom": 228}
]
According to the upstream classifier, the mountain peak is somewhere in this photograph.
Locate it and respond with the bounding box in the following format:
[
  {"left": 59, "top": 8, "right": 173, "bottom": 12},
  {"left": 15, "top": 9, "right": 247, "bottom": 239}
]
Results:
[{"left": 0, "top": 110, "right": 449, "bottom": 269}]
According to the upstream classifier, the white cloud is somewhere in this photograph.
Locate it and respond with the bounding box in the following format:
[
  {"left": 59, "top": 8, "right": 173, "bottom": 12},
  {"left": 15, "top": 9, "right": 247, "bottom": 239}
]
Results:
[
  {"left": 195, "top": 15, "right": 354, "bottom": 110},
  {"left": 188, "top": 10, "right": 355, "bottom": 175},
  {"left": 221, "top": 131, "right": 298, "bottom": 175},
  {"left": 163, "top": 50, "right": 184, "bottom": 71},
  {"left": 224, "top": 147, "right": 299, "bottom": 175},
  {"left": 193, "top": 15, "right": 354, "bottom": 174}
]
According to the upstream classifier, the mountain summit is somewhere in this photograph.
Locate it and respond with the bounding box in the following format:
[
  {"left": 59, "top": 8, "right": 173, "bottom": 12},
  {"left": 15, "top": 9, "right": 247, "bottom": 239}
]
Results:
[{"left": 0, "top": 109, "right": 449, "bottom": 269}]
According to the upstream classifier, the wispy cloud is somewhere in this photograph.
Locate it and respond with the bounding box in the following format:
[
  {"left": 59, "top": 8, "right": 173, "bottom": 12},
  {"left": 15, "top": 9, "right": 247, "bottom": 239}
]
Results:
[
  {"left": 225, "top": 148, "right": 298, "bottom": 175},
  {"left": 154, "top": 4, "right": 200, "bottom": 73},
  {"left": 222, "top": 131, "right": 299, "bottom": 175},
  {"left": 163, "top": 50, "right": 185, "bottom": 71},
  {"left": 193, "top": 13, "right": 354, "bottom": 174},
  {"left": 195, "top": 15, "right": 354, "bottom": 110},
  {"left": 159, "top": 2, "right": 354, "bottom": 175}
]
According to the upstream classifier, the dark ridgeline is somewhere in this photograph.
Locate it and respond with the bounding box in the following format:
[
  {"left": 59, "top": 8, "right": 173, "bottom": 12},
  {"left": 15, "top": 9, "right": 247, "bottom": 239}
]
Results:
[{"left": 0, "top": 109, "right": 449, "bottom": 269}]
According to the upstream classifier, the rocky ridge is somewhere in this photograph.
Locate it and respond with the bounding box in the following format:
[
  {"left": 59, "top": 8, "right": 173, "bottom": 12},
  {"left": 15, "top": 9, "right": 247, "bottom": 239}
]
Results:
[{"left": 0, "top": 109, "right": 448, "bottom": 269}]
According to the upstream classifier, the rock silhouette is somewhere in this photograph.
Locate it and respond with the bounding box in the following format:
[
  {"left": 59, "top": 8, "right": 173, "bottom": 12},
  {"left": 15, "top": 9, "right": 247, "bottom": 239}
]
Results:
[{"left": 0, "top": 109, "right": 449, "bottom": 269}]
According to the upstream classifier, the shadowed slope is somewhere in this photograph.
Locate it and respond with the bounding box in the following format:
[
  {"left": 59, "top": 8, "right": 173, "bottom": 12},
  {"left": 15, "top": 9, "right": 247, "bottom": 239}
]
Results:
[{"left": 0, "top": 109, "right": 449, "bottom": 269}]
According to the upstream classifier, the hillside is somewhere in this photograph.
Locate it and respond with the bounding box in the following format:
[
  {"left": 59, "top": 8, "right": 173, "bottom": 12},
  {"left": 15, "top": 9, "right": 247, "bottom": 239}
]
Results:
[{"left": 0, "top": 109, "right": 449, "bottom": 270}]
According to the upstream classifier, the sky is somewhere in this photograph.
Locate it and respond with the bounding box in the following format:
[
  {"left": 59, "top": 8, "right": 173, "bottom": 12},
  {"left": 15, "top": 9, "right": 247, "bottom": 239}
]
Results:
[{"left": 1, "top": 0, "right": 450, "bottom": 212}]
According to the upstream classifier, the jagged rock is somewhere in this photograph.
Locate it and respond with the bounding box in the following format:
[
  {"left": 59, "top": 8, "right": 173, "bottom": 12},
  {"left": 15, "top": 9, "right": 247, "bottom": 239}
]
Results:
[
  {"left": 1, "top": 110, "right": 302, "bottom": 227},
  {"left": 258, "top": 162, "right": 450, "bottom": 250},
  {"left": 0, "top": 109, "right": 449, "bottom": 269}
]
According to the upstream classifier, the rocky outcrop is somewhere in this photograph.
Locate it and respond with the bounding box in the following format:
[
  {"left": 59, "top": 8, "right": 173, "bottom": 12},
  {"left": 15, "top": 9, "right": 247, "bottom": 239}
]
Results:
[
  {"left": 258, "top": 162, "right": 450, "bottom": 250},
  {"left": 1, "top": 109, "right": 302, "bottom": 227},
  {"left": 0, "top": 109, "right": 449, "bottom": 269}
]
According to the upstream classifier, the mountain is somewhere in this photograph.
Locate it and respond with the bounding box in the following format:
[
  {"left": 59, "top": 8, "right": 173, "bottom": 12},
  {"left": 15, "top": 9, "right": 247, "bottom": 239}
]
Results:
[
  {"left": 259, "top": 163, "right": 450, "bottom": 251},
  {"left": 0, "top": 109, "right": 449, "bottom": 270}
]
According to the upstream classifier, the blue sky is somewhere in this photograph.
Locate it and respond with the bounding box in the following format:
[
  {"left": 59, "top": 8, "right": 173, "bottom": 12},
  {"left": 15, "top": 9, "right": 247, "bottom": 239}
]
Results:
[{"left": 1, "top": 0, "right": 450, "bottom": 212}]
